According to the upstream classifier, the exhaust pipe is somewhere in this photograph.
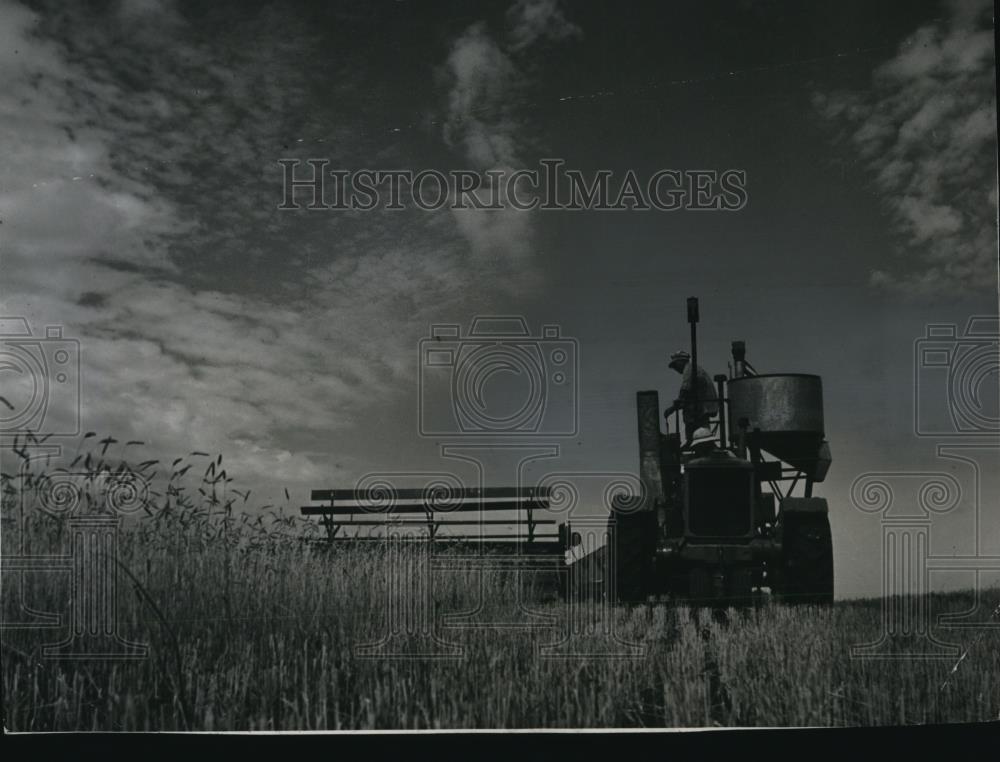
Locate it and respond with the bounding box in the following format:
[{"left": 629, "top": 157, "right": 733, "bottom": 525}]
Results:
[{"left": 636, "top": 390, "right": 665, "bottom": 511}]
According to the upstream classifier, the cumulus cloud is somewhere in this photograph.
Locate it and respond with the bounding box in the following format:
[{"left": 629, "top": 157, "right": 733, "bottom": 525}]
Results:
[
  {"left": 443, "top": 0, "right": 581, "bottom": 167},
  {"left": 814, "top": 0, "right": 997, "bottom": 297},
  {"left": 507, "top": 0, "right": 582, "bottom": 52},
  {"left": 443, "top": 23, "right": 520, "bottom": 168},
  {"left": 441, "top": 0, "right": 581, "bottom": 263}
]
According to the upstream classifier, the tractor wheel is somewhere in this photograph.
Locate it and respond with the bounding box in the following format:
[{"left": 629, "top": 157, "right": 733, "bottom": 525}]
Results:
[
  {"left": 778, "top": 512, "right": 834, "bottom": 605},
  {"left": 609, "top": 510, "right": 655, "bottom": 603}
]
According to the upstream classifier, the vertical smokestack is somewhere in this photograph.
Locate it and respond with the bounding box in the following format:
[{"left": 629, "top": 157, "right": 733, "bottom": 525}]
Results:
[
  {"left": 732, "top": 340, "right": 746, "bottom": 378},
  {"left": 636, "top": 390, "right": 664, "bottom": 511},
  {"left": 687, "top": 297, "right": 699, "bottom": 425},
  {"left": 715, "top": 374, "right": 728, "bottom": 448}
]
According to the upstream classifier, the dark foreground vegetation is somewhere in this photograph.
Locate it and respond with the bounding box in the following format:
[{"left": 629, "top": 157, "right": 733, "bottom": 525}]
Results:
[{"left": 3, "top": 436, "right": 997, "bottom": 730}]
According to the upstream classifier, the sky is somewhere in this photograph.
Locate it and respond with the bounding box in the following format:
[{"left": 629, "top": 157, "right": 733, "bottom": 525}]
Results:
[{"left": 1, "top": 0, "right": 997, "bottom": 597}]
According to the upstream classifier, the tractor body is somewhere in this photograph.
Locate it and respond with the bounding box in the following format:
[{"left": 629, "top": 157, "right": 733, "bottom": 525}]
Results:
[{"left": 568, "top": 298, "right": 835, "bottom": 605}]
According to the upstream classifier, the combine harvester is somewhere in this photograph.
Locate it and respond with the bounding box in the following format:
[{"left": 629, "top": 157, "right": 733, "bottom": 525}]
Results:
[{"left": 301, "top": 297, "right": 834, "bottom": 606}]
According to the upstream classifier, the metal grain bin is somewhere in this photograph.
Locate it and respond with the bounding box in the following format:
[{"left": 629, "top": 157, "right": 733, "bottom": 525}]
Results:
[{"left": 727, "top": 374, "right": 825, "bottom": 471}]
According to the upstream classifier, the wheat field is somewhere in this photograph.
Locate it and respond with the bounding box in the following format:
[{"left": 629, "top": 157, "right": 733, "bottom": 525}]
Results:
[{"left": 2, "top": 436, "right": 998, "bottom": 731}]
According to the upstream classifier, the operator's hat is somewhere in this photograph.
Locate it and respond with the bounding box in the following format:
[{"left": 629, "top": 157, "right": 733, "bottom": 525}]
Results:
[{"left": 668, "top": 350, "right": 690, "bottom": 368}]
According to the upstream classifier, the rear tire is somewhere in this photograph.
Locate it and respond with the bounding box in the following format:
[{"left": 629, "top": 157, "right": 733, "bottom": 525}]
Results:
[{"left": 777, "top": 512, "right": 833, "bottom": 605}]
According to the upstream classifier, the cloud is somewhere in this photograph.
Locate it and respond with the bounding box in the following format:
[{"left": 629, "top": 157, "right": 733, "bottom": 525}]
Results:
[
  {"left": 814, "top": 0, "right": 997, "bottom": 297},
  {"left": 116, "top": 0, "right": 183, "bottom": 26},
  {"left": 441, "top": 1, "right": 581, "bottom": 264},
  {"left": 443, "top": 22, "right": 519, "bottom": 168},
  {"left": 507, "top": 0, "right": 582, "bottom": 52},
  {"left": 0, "top": 1, "right": 547, "bottom": 501}
]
